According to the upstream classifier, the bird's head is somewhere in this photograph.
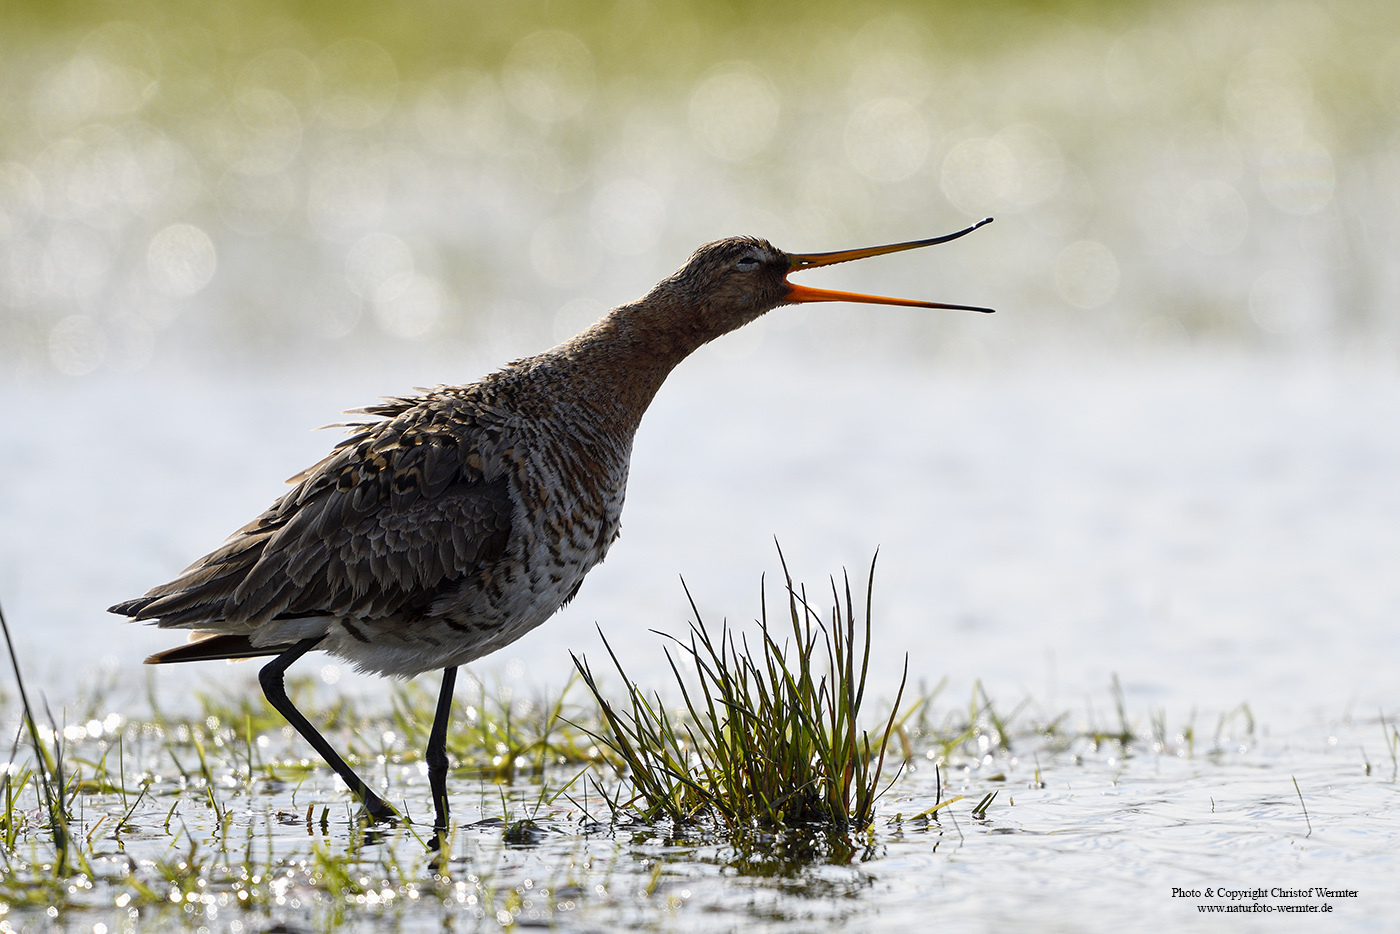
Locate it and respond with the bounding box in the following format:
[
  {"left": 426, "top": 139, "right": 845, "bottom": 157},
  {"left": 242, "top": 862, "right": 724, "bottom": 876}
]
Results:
[{"left": 649, "top": 219, "right": 995, "bottom": 347}]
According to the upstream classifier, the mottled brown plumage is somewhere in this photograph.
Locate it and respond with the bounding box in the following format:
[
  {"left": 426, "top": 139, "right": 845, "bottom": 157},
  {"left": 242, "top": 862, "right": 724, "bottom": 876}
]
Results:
[{"left": 110, "top": 220, "right": 992, "bottom": 835}]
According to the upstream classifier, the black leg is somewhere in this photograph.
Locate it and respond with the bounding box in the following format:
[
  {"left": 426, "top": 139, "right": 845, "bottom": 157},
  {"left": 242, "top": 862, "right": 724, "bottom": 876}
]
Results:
[
  {"left": 259, "top": 636, "right": 396, "bottom": 823},
  {"left": 427, "top": 666, "right": 458, "bottom": 838}
]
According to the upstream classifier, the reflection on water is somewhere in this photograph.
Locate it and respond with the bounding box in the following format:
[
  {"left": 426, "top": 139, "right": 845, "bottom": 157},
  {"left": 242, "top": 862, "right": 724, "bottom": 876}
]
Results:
[{"left": 2, "top": 0, "right": 1396, "bottom": 380}]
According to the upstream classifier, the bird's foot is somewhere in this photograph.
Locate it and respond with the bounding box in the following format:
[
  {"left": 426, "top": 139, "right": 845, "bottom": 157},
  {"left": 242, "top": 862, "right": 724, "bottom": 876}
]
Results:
[
  {"left": 426, "top": 806, "right": 451, "bottom": 852},
  {"left": 361, "top": 795, "right": 400, "bottom": 825}
]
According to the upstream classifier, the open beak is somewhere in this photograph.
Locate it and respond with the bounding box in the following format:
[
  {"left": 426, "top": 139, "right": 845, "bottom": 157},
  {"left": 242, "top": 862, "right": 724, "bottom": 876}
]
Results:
[{"left": 783, "top": 217, "right": 995, "bottom": 313}]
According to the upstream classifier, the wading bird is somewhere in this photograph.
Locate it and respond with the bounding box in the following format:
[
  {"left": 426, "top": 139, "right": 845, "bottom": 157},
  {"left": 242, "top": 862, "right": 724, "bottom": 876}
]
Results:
[{"left": 111, "top": 218, "right": 993, "bottom": 836}]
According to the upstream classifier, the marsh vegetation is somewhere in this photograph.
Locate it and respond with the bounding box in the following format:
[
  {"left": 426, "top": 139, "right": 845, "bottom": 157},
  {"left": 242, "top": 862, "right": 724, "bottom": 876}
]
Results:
[{"left": 4, "top": 561, "right": 1394, "bottom": 932}]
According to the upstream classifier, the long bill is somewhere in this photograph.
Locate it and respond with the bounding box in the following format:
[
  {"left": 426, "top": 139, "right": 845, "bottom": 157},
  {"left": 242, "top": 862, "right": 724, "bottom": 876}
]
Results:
[{"left": 784, "top": 217, "right": 995, "bottom": 313}]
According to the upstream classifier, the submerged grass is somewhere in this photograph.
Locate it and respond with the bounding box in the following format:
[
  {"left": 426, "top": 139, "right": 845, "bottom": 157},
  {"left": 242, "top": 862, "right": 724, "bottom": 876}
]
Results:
[{"left": 573, "top": 554, "right": 905, "bottom": 834}]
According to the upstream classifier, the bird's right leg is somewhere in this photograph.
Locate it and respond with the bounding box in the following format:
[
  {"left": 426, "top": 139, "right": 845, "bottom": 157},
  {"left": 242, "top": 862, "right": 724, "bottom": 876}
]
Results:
[
  {"left": 426, "top": 666, "right": 458, "bottom": 845},
  {"left": 259, "top": 636, "right": 397, "bottom": 823}
]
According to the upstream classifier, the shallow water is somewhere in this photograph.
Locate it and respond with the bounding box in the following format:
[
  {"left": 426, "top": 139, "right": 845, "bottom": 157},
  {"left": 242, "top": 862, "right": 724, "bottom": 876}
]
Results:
[
  {"left": 20, "top": 710, "right": 1400, "bottom": 933},
  {"left": 3, "top": 348, "right": 1397, "bottom": 723},
  {"left": 4, "top": 347, "right": 1399, "bottom": 928}
]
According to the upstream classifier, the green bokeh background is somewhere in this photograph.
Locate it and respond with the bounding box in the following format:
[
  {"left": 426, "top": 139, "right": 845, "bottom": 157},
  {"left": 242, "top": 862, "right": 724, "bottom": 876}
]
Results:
[{"left": 2, "top": 0, "right": 1396, "bottom": 375}]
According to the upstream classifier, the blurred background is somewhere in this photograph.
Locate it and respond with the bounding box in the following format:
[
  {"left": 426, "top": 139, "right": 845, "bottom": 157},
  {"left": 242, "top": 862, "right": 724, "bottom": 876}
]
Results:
[
  {"left": 2, "top": 0, "right": 1398, "bottom": 717},
  {"left": 3, "top": 0, "right": 1394, "bottom": 371}
]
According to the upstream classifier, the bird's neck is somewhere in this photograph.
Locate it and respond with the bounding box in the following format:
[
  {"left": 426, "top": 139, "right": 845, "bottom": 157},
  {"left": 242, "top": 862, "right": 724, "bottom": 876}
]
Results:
[{"left": 547, "top": 298, "right": 714, "bottom": 433}]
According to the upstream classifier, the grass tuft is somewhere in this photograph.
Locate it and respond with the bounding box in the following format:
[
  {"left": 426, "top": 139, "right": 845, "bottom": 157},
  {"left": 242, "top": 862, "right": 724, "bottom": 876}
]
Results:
[
  {"left": 0, "top": 598, "right": 83, "bottom": 877},
  {"left": 573, "top": 552, "right": 906, "bottom": 835}
]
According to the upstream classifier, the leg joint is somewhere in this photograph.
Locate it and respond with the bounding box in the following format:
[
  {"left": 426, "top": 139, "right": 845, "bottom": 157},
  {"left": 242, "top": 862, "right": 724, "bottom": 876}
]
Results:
[{"left": 426, "top": 743, "right": 450, "bottom": 773}]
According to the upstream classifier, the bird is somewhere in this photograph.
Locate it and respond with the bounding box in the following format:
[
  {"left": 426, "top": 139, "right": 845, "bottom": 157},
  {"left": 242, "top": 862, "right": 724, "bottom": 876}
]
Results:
[{"left": 110, "top": 217, "right": 994, "bottom": 837}]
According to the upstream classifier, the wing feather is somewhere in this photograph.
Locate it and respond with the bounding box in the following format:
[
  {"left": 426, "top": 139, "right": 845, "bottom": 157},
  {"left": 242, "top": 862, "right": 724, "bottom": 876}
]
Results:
[{"left": 110, "top": 394, "right": 515, "bottom": 630}]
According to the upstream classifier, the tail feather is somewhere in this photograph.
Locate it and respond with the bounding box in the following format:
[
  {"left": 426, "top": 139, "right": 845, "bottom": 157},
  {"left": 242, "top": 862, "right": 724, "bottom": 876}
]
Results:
[
  {"left": 144, "top": 633, "right": 293, "bottom": 665},
  {"left": 109, "top": 596, "right": 155, "bottom": 617}
]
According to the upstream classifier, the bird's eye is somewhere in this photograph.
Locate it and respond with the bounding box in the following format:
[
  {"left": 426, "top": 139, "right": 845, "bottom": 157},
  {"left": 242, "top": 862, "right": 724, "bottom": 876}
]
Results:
[{"left": 735, "top": 256, "right": 761, "bottom": 271}]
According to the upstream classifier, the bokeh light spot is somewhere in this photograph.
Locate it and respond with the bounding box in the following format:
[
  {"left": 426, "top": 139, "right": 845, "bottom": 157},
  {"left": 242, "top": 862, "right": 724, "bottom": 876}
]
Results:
[
  {"left": 845, "top": 99, "right": 929, "bottom": 183},
  {"left": 217, "top": 171, "right": 295, "bottom": 235},
  {"left": 1249, "top": 269, "right": 1313, "bottom": 334},
  {"left": 147, "top": 223, "right": 216, "bottom": 296},
  {"left": 1259, "top": 139, "right": 1334, "bottom": 216},
  {"left": 79, "top": 21, "right": 161, "bottom": 112},
  {"left": 372, "top": 275, "right": 447, "bottom": 339},
  {"left": 502, "top": 31, "right": 595, "bottom": 123},
  {"left": 47, "top": 223, "right": 113, "bottom": 298},
  {"left": 218, "top": 88, "right": 303, "bottom": 176},
  {"left": 0, "top": 162, "right": 46, "bottom": 237},
  {"left": 316, "top": 39, "right": 398, "bottom": 130},
  {"left": 302, "top": 275, "right": 363, "bottom": 339},
  {"left": 941, "top": 137, "right": 1017, "bottom": 215},
  {"left": 345, "top": 232, "right": 414, "bottom": 302},
  {"left": 415, "top": 70, "right": 507, "bottom": 155},
  {"left": 591, "top": 179, "right": 666, "bottom": 255},
  {"left": 1227, "top": 49, "right": 1313, "bottom": 141},
  {"left": 689, "top": 64, "right": 780, "bottom": 163},
  {"left": 34, "top": 22, "right": 159, "bottom": 129},
  {"left": 1179, "top": 181, "right": 1249, "bottom": 255},
  {"left": 1103, "top": 28, "right": 1193, "bottom": 110},
  {"left": 531, "top": 217, "right": 601, "bottom": 287},
  {"left": 236, "top": 48, "right": 322, "bottom": 113},
  {"left": 49, "top": 315, "right": 106, "bottom": 375},
  {"left": 995, "top": 124, "right": 1065, "bottom": 209},
  {"left": 0, "top": 237, "right": 55, "bottom": 307},
  {"left": 1055, "top": 240, "right": 1119, "bottom": 309},
  {"left": 307, "top": 147, "right": 387, "bottom": 239}
]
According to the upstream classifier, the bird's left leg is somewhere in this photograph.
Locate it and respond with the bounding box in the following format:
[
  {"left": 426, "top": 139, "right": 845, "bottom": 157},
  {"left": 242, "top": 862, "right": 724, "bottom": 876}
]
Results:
[
  {"left": 427, "top": 666, "right": 458, "bottom": 841},
  {"left": 259, "top": 636, "right": 397, "bottom": 823}
]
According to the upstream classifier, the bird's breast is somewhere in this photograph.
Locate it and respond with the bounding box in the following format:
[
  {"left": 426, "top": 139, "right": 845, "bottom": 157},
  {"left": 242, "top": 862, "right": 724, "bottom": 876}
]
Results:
[{"left": 513, "top": 417, "right": 632, "bottom": 575}]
